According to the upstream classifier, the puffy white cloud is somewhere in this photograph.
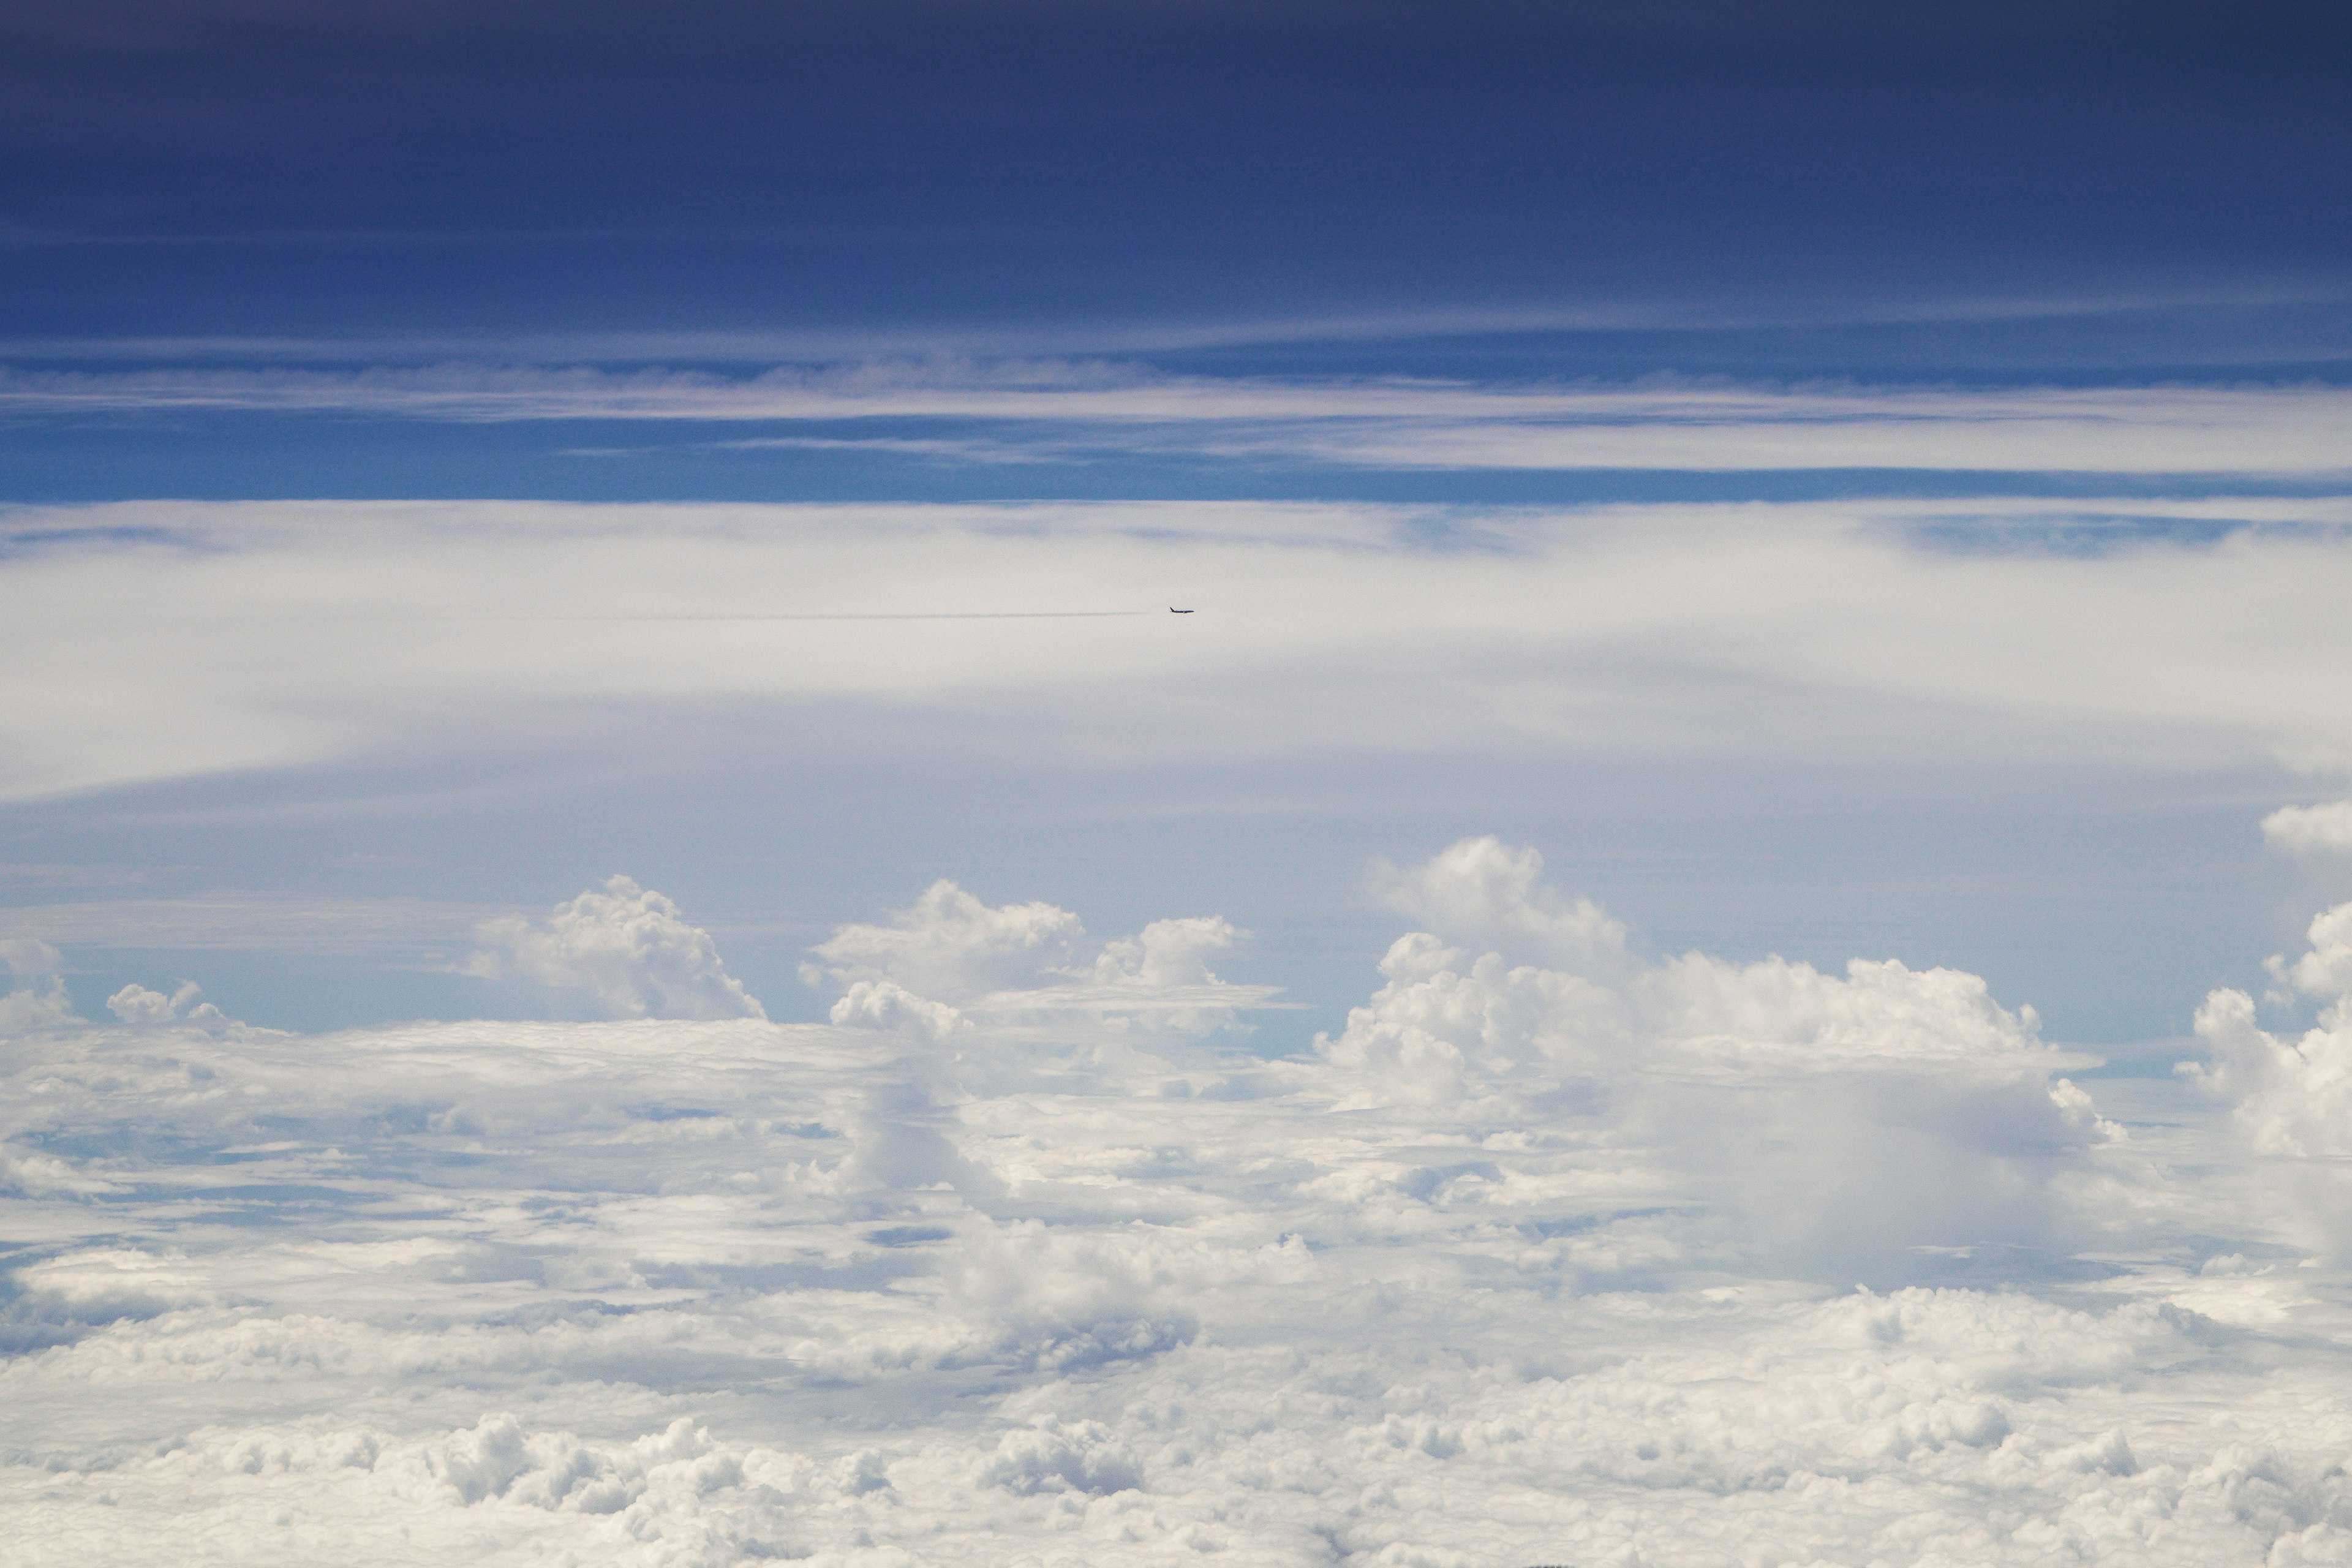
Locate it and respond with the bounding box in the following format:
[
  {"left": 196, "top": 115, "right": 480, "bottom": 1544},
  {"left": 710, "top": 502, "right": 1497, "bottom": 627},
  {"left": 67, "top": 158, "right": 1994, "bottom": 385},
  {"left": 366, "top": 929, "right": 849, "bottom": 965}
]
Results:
[
  {"left": 11, "top": 860, "right": 2352, "bottom": 1565},
  {"left": 1088, "top": 916, "right": 1238, "bottom": 990},
  {"left": 807, "top": 885, "right": 1280, "bottom": 1040},
  {"left": 104, "top": 981, "right": 177, "bottom": 1023},
  {"left": 974, "top": 1417, "right": 1140, "bottom": 1497},
  {"left": 2281, "top": 901, "right": 2352, "bottom": 1001},
  {"left": 1317, "top": 931, "right": 1624, "bottom": 1099},
  {"left": 804, "top": 878, "right": 1085, "bottom": 1001},
  {"left": 826, "top": 978, "right": 965, "bottom": 1041},
  {"left": 468, "top": 876, "right": 765, "bottom": 1020},
  {"left": 1641, "top": 946, "right": 2056, "bottom": 1074},
  {"left": 106, "top": 979, "right": 236, "bottom": 1030},
  {"left": 0, "top": 938, "right": 77, "bottom": 1033},
  {"left": 2264, "top": 801, "right": 2352, "bottom": 856},
  {"left": 2163, "top": 892, "right": 2352, "bottom": 1314},
  {"left": 1373, "top": 835, "right": 1629, "bottom": 974},
  {"left": 2185, "top": 905, "right": 2352, "bottom": 1257},
  {"left": 1328, "top": 838, "right": 2124, "bottom": 1278}
]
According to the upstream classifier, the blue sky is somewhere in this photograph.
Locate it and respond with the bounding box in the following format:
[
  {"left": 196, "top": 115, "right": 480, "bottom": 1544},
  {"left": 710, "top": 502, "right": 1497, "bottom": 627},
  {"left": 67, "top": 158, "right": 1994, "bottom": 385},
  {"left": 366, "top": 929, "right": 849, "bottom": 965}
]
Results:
[
  {"left": 1, "top": 0, "right": 2346, "bottom": 382},
  {"left": 17, "top": 9, "right": 2352, "bottom": 1566},
  {"left": 3, "top": 2, "right": 2351, "bottom": 1046}
]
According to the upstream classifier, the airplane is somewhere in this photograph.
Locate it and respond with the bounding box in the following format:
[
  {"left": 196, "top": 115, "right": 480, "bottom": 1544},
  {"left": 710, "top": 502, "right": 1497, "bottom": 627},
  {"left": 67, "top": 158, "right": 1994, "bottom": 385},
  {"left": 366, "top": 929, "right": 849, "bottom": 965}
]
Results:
[{"left": 1169, "top": 606, "right": 1194, "bottom": 614}]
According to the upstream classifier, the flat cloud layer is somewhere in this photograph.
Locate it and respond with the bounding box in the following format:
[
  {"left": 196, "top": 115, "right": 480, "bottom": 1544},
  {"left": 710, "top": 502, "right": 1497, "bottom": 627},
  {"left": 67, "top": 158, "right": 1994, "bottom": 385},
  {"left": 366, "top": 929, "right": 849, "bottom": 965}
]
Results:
[
  {"left": 6, "top": 845, "right": 2352, "bottom": 1565},
  {"left": 5, "top": 494, "right": 2352, "bottom": 801}
]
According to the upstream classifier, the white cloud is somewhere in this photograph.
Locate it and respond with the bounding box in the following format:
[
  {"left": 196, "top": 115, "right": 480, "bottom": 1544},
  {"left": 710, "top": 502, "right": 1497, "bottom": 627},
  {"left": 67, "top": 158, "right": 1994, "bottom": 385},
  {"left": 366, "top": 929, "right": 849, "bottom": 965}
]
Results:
[
  {"left": 804, "top": 879, "right": 1085, "bottom": 1002},
  {"left": 1329, "top": 839, "right": 2122, "bottom": 1278},
  {"left": 2182, "top": 902, "right": 2352, "bottom": 1258},
  {"left": 826, "top": 978, "right": 965, "bottom": 1041},
  {"left": 7, "top": 363, "right": 2352, "bottom": 475},
  {"left": 1374, "top": 835, "right": 1629, "bottom": 973},
  {"left": 11, "top": 494, "right": 2352, "bottom": 802},
  {"left": 10, "top": 861, "right": 2352, "bottom": 1564},
  {"left": 2266, "top": 801, "right": 2352, "bottom": 856},
  {"left": 0, "top": 938, "right": 77, "bottom": 1033},
  {"left": 1088, "top": 916, "right": 1238, "bottom": 989},
  {"left": 1317, "top": 930, "right": 1624, "bottom": 1100},
  {"left": 103, "top": 981, "right": 178, "bottom": 1023},
  {"left": 0, "top": 1148, "right": 117, "bottom": 1198},
  {"left": 807, "top": 886, "right": 1281, "bottom": 1041},
  {"left": 107, "top": 979, "right": 236, "bottom": 1030},
  {"left": 2286, "top": 902, "right": 2352, "bottom": 1000},
  {"left": 467, "top": 876, "right": 765, "bottom": 1020}
]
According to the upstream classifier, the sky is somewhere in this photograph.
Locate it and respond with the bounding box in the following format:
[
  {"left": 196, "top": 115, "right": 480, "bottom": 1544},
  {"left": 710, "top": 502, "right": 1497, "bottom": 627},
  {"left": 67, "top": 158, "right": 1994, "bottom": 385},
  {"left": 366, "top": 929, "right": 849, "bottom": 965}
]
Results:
[{"left": 7, "top": 4, "right": 2352, "bottom": 1564}]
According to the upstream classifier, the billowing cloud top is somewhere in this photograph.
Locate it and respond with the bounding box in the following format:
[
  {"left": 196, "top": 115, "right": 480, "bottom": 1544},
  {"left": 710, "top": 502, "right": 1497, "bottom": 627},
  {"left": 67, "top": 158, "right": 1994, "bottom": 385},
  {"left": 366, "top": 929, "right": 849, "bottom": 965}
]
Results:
[
  {"left": 805, "top": 880, "right": 1278, "bottom": 1044},
  {"left": 806, "top": 878, "right": 1087, "bottom": 1002},
  {"left": 7, "top": 845, "right": 2352, "bottom": 1564},
  {"left": 2265, "top": 801, "right": 2352, "bottom": 856},
  {"left": 469, "top": 875, "right": 766, "bottom": 1020}
]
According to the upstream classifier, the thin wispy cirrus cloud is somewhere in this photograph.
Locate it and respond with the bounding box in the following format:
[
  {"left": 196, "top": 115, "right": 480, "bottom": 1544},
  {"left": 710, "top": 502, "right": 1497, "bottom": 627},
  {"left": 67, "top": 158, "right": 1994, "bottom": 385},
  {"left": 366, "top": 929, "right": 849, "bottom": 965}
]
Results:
[{"left": 9, "top": 361, "right": 2352, "bottom": 475}]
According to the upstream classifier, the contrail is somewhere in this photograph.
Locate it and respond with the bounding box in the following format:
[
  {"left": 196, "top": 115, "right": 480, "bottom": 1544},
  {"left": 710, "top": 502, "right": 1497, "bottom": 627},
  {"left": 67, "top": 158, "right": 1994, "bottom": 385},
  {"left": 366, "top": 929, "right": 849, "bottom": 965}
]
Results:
[
  {"left": 478, "top": 611, "right": 1157, "bottom": 622},
  {"left": 223, "top": 609, "right": 1161, "bottom": 622}
]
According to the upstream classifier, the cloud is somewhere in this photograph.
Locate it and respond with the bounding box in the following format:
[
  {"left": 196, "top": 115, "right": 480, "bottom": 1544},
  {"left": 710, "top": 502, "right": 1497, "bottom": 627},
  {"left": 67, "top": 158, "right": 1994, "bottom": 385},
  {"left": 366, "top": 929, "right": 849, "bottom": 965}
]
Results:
[
  {"left": 467, "top": 876, "right": 766, "bottom": 1020},
  {"left": 806, "top": 886, "right": 1282, "bottom": 1044},
  {"left": 1088, "top": 916, "right": 1238, "bottom": 990},
  {"left": 1373, "top": 835, "right": 1629, "bottom": 974},
  {"left": 2283, "top": 902, "right": 2352, "bottom": 1000},
  {"left": 0, "top": 938, "right": 77, "bottom": 1033},
  {"left": 0, "top": 1148, "right": 118, "bottom": 1199},
  {"left": 1330, "top": 837, "right": 2124, "bottom": 1278},
  {"left": 7, "top": 861, "right": 2352, "bottom": 1563},
  {"left": 804, "top": 879, "right": 1085, "bottom": 1003},
  {"left": 7, "top": 363, "right": 2352, "bottom": 475},
  {"left": 2188, "top": 900, "right": 2352, "bottom": 1257},
  {"left": 827, "top": 978, "right": 965, "bottom": 1042},
  {"left": 106, "top": 980, "right": 237, "bottom": 1030},
  {"left": 10, "top": 492, "right": 2352, "bottom": 806},
  {"left": 2264, "top": 801, "right": 2352, "bottom": 856}
]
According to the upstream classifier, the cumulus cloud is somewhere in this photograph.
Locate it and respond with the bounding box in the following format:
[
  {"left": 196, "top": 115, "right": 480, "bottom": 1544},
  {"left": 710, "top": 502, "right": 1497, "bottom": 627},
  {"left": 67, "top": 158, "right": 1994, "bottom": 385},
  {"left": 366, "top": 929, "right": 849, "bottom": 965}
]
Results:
[
  {"left": 1374, "top": 834, "right": 1629, "bottom": 974},
  {"left": 2188, "top": 900, "right": 2352, "bottom": 1256},
  {"left": 806, "top": 883, "right": 1280, "bottom": 1040},
  {"left": 804, "top": 879, "right": 1085, "bottom": 1002},
  {"left": 106, "top": 979, "right": 237, "bottom": 1030},
  {"left": 1332, "top": 838, "right": 2124, "bottom": 1277},
  {"left": 0, "top": 938, "right": 77, "bottom": 1033},
  {"left": 2263, "top": 801, "right": 2352, "bottom": 856},
  {"left": 1088, "top": 916, "right": 1238, "bottom": 989},
  {"left": 7, "top": 857, "right": 2352, "bottom": 1564},
  {"left": 2282, "top": 902, "right": 2352, "bottom": 1000},
  {"left": 827, "top": 978, "right": 967, "bottom": 1041},
  {"left": 468, "top": 876, "right": 765, "bottom": 1020}
]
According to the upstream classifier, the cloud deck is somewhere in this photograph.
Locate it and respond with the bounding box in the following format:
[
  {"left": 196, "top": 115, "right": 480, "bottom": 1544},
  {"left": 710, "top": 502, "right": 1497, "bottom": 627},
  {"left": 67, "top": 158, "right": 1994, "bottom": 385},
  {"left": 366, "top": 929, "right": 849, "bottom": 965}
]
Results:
[{"left": 7, "top": 847, "right": 2352, "bottom": 1564}]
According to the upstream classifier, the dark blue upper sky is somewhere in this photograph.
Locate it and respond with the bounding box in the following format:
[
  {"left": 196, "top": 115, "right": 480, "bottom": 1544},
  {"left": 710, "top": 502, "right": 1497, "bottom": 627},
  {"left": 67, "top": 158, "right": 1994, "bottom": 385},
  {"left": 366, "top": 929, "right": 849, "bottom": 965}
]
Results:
[
  {"left": 6, "top": 2, "right": 2352, "bottom": 1046},
  {"left": 5, "top": 0, "right": 2348, "bottom": 362}
]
